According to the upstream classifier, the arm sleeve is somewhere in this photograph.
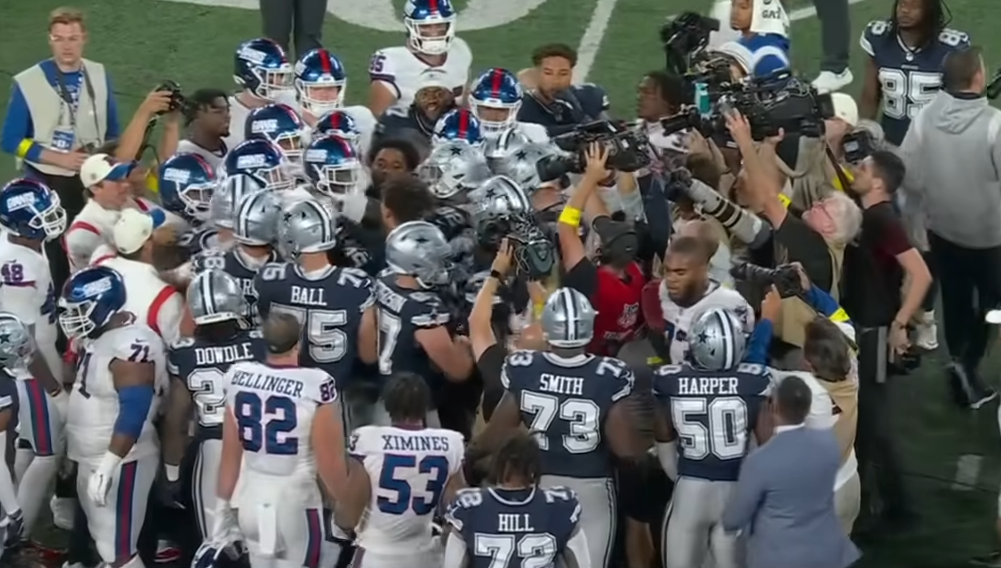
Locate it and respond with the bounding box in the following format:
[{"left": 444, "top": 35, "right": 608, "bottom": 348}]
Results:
[
  {"left": 156, "top": 291, "right": 185, "bottom": 347},
  {"left": 744, "top": 319, "right": 773, "bottom": 365},
  {"left": 443, "top": 531, "right": 468, "bottom": 568},
  {"left": 105, "top": 75, "right": 121, "bottom": 140},
  {"left": 0, "top": 84, "right": 38, "bottom": 160}
]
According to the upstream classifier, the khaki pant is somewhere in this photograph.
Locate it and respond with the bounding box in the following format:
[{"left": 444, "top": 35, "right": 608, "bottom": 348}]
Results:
[{"left": 834, "top": 471, "right": 861, "bottom": 535}]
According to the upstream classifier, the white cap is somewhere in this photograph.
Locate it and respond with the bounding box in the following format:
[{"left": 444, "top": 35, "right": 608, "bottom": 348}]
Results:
[
  {"left": 831, "top": 92, "right": 859, "bottom": 128},
  {"left": 417, "top": 68, "right": 451, "bottom": 91},
  {"left": 113, "top": 208, "right": 166, "bottom": 254},
  {"left": 80, "top": 153, "right": 137, "bottom": 188},
  {"left": 987, "top": 310, "right": 1001, "bottom": 324}
]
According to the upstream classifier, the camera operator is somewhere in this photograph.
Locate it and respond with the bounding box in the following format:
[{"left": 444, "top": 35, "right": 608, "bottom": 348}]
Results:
[
  {"left": 557, "top": 144, "right": 647, "bottom": 357},
  {"left": 374, "top": 73, "right": 457, "bottom": 159},
  {"left": 517, "top": 43, "right": 610, "bottom": 136},
  {"left": 637, "top": 71, "right": 691, "bottom": 167},
  {"left": 841, "top": 150, "right": 930, "bottom": 533},
  {"left": 175, "top": 88, "right": 231, "bottom": 171}
]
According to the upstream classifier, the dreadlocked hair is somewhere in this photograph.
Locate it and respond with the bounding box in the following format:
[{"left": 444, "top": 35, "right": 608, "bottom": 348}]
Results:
[
  {"left": 891, "top": 0, "right": 951, "bottom": 46},
  {"left": 488, "top": 431, "right": 542, "bottom": 485},
  {"left": 382, "top": 372, "right": 430, "bottom": 423}
]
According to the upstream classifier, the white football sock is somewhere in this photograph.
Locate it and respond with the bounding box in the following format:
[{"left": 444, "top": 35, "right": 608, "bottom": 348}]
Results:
[
  {"left": 13, "top": 447, "right": 33, "bottom": 484},
  {"left": 17, "top": 454, "right": 58, "bottom": 534}
]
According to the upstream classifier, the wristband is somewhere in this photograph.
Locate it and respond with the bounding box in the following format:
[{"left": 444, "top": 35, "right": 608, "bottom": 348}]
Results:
[
  {"left": 558, "top": 207, "right": 582, "bottom": 227},
  {"left": 489, "top": 269, "right": 503, "bottom": 280}
]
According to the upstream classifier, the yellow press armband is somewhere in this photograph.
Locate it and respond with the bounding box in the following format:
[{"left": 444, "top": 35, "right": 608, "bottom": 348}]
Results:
[
  {"left": 777, "top": 193, "right": 791, "bottom": 209},
  {"left": 15, "top": 139, "right": 34, "bottom": 160},
  {"left": 558, "top": 206, "right": 582, "bottom": 227}
]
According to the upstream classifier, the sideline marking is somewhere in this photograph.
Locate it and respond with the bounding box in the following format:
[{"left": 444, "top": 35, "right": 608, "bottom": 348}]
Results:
[{"left": 576, "top": 0, "right": 872, "bottom": 81}]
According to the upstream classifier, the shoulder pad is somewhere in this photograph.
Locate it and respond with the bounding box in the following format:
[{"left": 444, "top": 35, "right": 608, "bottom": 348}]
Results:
[
  {"left": 169, "top": 337, "right": 196, "bottom": 350},
  {"left": 736, "top": 362, "right": 769, "bottom": 376},
  {"left": 110, "top": 326, "right": 162, "bottom": 364},
  {"left": 445, "top": 487, "right": 485, "bottom": 533},
  {"left": 866, "top": 20, "right": 891, "bottom": 37},
  {"left": 248, "top": 329, "right": 264, "bottom": 339},
  {"left": 938, "top": 28, "right": 971, "bottom": 48},
  {"left": 337, "top": 267, "right": 373, "bottom": 288},
  {"left": 505, "top": 349, "right": 537, "bottom": 368},
  {"left": 258, "top": 262, "right": 289, "bottom": 282},
  {"left": 654, "top": 364, "right": 684, "bottom": 376}
]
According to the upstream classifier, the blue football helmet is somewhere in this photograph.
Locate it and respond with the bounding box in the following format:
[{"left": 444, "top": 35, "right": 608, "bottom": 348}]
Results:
[
  {"left": 470, "top": 68, "right": 523, "bottom": 136},
  {"left": 294, "top": 48, "right": 347, "bottom": 115},
  {"left": 158, "top": 153, "right": 218, "bottom": 224},
  {"left": 0, "top": 178, "right": 66, "bottom": 241},
  {"left": 224, "top": 138, "right": 294, "bottom": 193},
  {"left": 58, "top": 266, "right": 127, "bottom": 340},
  {"left": 303, "top": 135, "right": 360, "bottom": 197},
  {"left": 233, "top": 38, "right": 294, "bottom": 101},
  {"left": 313, "top": 110, "right": 361, "bottom": 145},
  {"left": 244, "top": 103, "right": 309, "bottom": 164},
  {"left": 433, "top": 109, "right": 484, "bottom": 147},
  {"left": 0, "top": 312, "right": 35, "bottom": 373},
  {"left": 404, "top": 0, "right": 457, "bottom": 55}
]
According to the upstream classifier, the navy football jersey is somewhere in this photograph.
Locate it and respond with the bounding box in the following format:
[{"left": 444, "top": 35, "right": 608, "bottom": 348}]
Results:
[
  {"left": 192, "top": 247, "right": 279, "bottom": 326},
  {"left": 337, "top": 220, "right": 386, "bottom": 277},
  {"left": 0, "top": 374, "right": 19, "bottom": 429},
  {"left": 652, "top": 362, "right": 772, "bottom": 481},
  {"left": 374, "top": 276, "right": 450, "bottom": 396},
  {"left": 861, "top": 19, "right": 971, "bottom": 145},
  {"left": 501, "top": 350, "right": 634, "bottom": 478},
  {"left": 446, "top": 486, "right": 581, "bottom": 568},
  {"left": 254, "top": 262, "right": 375, "bottom": 384},
  {"left": 166, "top": 329, "right": 267, "bottom": 439},
  {"left": 518, "top": 84, "right": 610, "bottom": 135},
  {"left": 178, "top": 225, "right": 221, "bottom": 257}
]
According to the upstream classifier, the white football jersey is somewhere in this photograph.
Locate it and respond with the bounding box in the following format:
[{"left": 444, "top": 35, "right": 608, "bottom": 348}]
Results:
[
  {"left": 339, "top": 105, "right": 378, "bottom": 159},
  {"left": 0, "top": 239, "right": 59, "bottom": 380},
  {"left": 66, "top": 322, "right": 167, "bottom": 462},
  {"left": 223, "top": 361, "right": 337, "bottom": 478},
  {"left": 223, "top": 94, "right": 261, "bottom": 154},
  {"left": 350, "top": 425, "right": 464, "bottom": 554},
  {"left": 660, "top": 280, "right": 754, "bottom": 364},
  {"left": 369, "top": 39, "right": 473, "bottom": 115},
  {"left": 511, "top": 121, "right": 550, "bottom": 144},
  {"left": 175, "top": 139, "right": 228, "bottom": 173}
]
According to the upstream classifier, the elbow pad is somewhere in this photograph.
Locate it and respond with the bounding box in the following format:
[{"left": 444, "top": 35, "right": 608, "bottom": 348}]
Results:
[
  {"left": 656, "top": 441, "right": 679, "bottom": 481},
  {"left": 114, "top": 385, "right": 154, "bottom": 438}
]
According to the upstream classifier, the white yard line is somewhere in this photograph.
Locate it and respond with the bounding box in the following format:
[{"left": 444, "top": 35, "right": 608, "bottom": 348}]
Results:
[{"left": 576, "top": 0, "right": 873, "bottom": 82}]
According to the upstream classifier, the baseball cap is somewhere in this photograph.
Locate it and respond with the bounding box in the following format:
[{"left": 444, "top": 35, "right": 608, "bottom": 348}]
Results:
[
  {"left": 80, "top": 153, "right": 137, "bottom": 188},
  {"left": 830, "top": 92, "right": 859, "bottom": 128},
  {"left": 113, "top": 208, "right": 167, "bottom": 254}
]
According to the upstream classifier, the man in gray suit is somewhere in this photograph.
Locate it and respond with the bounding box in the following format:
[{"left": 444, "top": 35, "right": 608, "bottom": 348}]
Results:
[{"left": 722, "top": 376, "right": 860, "bottom": 568}]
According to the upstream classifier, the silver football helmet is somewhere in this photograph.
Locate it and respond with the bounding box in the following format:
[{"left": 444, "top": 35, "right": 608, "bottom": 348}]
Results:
[
  {"left": 211, "top": 173, "right": 266, "bottom": 230},
  {"left": 384, "top": 220, "right": 451, "bottom": 288},
  {"left": 187, "top": 270, "right": 248, "bottom": 325},
  {"left": 233, "top": 189, "right": 282, "bottom": 246},
  {"left": 0, "top": 312, "right": 34, "bottom": 372},
  {"left": 541, "top": 287, "right": 596, "bottom": 348},
  {"left": 688, "top": 308, "right": 746, "bottom": 371},
  {"left": 473, "top": 175, "right": 533, "bottom": 225},
  {"left": 279, "top": 199, "right": 338, "bottom": 257},
  {"left": 417, "top": 142, "right": 490, "bottom": 200},
  {"left": 492, "top": 142, "right": 555, "bottom": 191},
  {"left": 483, "top": 129, "right": 529, "bottom": 168}
]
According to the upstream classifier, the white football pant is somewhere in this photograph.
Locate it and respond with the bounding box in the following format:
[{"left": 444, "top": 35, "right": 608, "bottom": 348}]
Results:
[
  {"left": 355, "top": 544, "right": 442, "bottom": 568},
  {"left": 236, "top": 470, "right": 328, "bottom": 568},
  {"left": 14, "top": 379, "right": 65, "bottom": 534},
  {"left": 76, "top": 453, "right": 157, "bottom": 565},
  {"left": 542, "top": 475, "right": 616, "bottom": 568},
  {"left": 662, "top": 477, "right": 743, "bottom": 568}
]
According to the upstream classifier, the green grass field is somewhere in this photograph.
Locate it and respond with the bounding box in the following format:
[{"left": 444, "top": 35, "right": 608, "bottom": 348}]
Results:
[{"left": 2, "top": 0, "right": 1001, "bottom": 566}]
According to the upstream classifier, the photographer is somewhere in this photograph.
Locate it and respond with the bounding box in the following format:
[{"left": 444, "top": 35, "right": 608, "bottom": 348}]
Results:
[
  {"left": 517, "top": 43, "right": 610, "bottom": 136},
  {"left": 175, "top": 88, "right": 232, "bottom": 171},
  {"left": 558, "top": 144, "right": 647, "bottom": 357}
]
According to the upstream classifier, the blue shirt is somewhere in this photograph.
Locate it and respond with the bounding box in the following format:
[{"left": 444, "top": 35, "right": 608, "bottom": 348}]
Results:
[{"left": 0, "top": 59, "right": 121, "bottom": 163}]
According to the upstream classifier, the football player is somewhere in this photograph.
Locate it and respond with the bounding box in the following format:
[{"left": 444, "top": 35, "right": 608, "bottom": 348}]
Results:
[
  {"left": 163, "top": 270, "right": 266, "bottom": 539},
  {"left": 0, "top": 313, "right": 34, "bottom": 547},
  {"left": 335, "top": 372, "right": 465, "bottom": 568},
  {"left": 0, "top": 179, "right": 68, "bottom": 538},
  {"left": 225, "top": 37, "right": 296, "bottom": 150},
  {"left": 444, "top": 431, "right": 591, "bottom": 568},
  {"left": 652, "top": 308, "right": 773, "bottom": 568},
  {"left": 295, "top": 49, "right": 377, "bottom": 157},
  {"left": 210, "top": 312, "right": 348, "bottom": 567},
  {"left": 432, "top": 109, "right": 486, "bottom": 147},
  {"left": 158, "top": 152, "right": 221, "bottom": 256},
  {"left": 859, "top": 0, "right": 970, "bottom": 145},
  {"left": 659, "top": 236, "right": 754, "bottom": 364},
  {"left": 256, "top": 199, "right": 378, "bottom": 428},
  {"left": 469, "top": 68, "right": 550, "bottom": 143},
  {"left": 223, "top": 138, "right": 297, "bottom": 193},
  {"left": 193, "top": 190, "right": 282, "bottom": 326},
  {"left": 475, "top": 287, "right": 644, "bottom": 568},
  {"left": 367, "top": 0, "right": 473, "bottom": 117},
  {"left": 208, "top": 173, "right": 266, "bottom": 252},
  {"left": 245, "top": 103, "right": 311, "bottom": 168},
  {"left": 375, "top": 221, "right": 475, "bottom": 425},
  {"left": 60, "top": 266, "right": 167, "bottom": 568},
  {"left": 302, "top": 134, "right": 366, "bottom": 203}
]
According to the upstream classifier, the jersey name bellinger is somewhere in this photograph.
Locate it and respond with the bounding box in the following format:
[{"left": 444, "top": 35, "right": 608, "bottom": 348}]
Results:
[
  {"left": 230, "top": 369, "right": 305, "bottom": 398},
  {"left": 677, "top": 377, "right": 740, "bottom": 396},
  {"left": 195, "top": 342, "right": 256, "bottom": 366}
]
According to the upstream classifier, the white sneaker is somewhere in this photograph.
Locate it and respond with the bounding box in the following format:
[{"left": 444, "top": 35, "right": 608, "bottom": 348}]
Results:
[
  {"left": 914, "top": 310, "right": 939, "bottom": 350},
  {"left": 812, "top": 69, "right": 854, "bottom": 93}
]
